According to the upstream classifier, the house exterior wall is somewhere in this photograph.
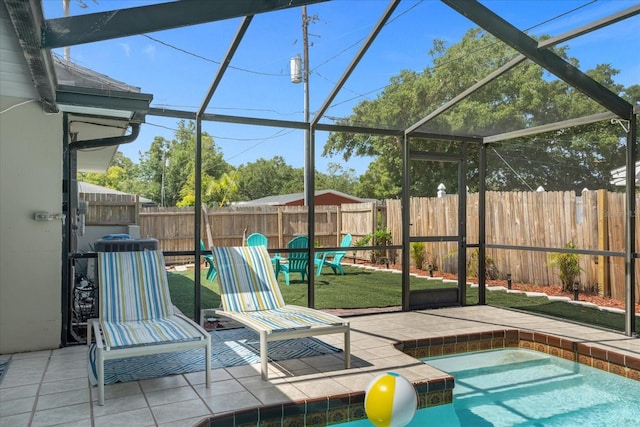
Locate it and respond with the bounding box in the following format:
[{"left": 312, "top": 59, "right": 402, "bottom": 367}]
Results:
[
  {"left": 0, "top": 2, "right": 39, "bottom": 101},
  {"left": 0, "top": 96, "right": 63, "bottom": 354}
]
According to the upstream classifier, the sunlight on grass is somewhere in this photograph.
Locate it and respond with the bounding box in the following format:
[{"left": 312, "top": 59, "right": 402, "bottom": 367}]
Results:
[{"left": 167, "top": 265, "right": 637, "bottom": 332}]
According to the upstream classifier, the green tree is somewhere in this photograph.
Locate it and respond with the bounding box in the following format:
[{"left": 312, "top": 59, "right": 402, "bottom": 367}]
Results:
[
  {"left": 138, "top": 121, "right": 231, "bottom": 206},
  {"left": 356, "top": 155, "right": 402, "bottom": 199},
  {"left": 206, "top": 171, "right": 240, "bottom": 207},
  {"left": 324, "top": 28, "right": 632, "bottom": 196},
  {"left": 78, "top": 152, "right": 140, "bottom": 193},
  {"left": 315, "top": 163, "right": 359, "bottom": 196},
  {"left": 236, "top": 156, "right": 303, "bottom": 200}
]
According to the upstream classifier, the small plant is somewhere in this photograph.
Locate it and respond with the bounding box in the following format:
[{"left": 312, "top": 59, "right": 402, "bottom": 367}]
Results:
[
  {"left": 425, "top": 251, "right": 438, "bottom": 272},
  {"left": 352, "top": 237, "right": 366, "bottom": 262},
  {"left": 410, "top": 242, "right": 426, "bottom": 270},
  {"left": 371, "top": 228, "right": 392, "bottom": 264},
  {"left": 358, "top": 228, "right": 393, "bottom": 264},
  {"left": 547, "top": 241, "right": 582, "bottom": 291},
  {"left": 467, "top": 249, "right": 499, "bottom": 280}
]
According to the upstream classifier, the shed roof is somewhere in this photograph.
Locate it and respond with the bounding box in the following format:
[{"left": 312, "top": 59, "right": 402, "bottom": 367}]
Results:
[
  {"left": 236, "top": 190, "right": 369, "bottom": 206},
  {"left": 610, "top": 161, "right": 640, "bottom": 187},
  {"left": 78, "top": 181, "right": 155, "bottom": 205}
]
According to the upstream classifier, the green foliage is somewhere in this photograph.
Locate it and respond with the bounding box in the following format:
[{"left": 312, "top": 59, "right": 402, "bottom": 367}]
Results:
[
  {"left": 206, "top": 171, "right": 240, "bottom": 207},
  {"left": 77, "top": 142, "right": 361, "bottom": 207},
  {"left": 136, "top": 121, "right": 232, "bottom": 206},
  {"left": 315, "top": 163, "right": 359, "bottom": 196},
  {"left": 78, "top": 152, "right": 141, "bottom": 193},
  {"left": 410, "top": 242, "right": 426, "bottom": 270},
  {"left": 547, "top": 242, "right": 582, "bottom": 291},
  {"left": 324, "top": 28, "right": 631, "bottom": 195},
  {"left": 235, "top": 157, "right": 360, "bottom": 201},
  {"left": 467, "top": 249, "right": 499, "bottom": 280},
  {"left": 358, "top": 227, "right": 393, "bottom": 264},
  {"left": 235, "top": 156, "right": 303, "bottom": 201}
]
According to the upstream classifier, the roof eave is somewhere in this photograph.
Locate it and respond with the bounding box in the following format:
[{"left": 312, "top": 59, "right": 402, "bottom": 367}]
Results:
[{"left": 4, "top": 0, "right": 57, "bottom": 112}]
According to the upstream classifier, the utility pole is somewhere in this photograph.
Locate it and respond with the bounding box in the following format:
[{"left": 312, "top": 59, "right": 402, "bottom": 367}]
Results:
[
  {"left": 290, "top": 6, "right": 311, "bottom": 206},
  {"left": 302, "top": 5, "right": 310, "bottom": 206}
]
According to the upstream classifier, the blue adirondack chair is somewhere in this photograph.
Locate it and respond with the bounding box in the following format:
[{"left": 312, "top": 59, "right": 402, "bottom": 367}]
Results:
[
  {"left": 275, "top": 236, "right": 309, "bottom": 285},
  {"left": 315, "top": 234, "right": 352, "bottom": 276},
  {"left": 246, "top": 232, "right": 268, "bottom": 247},
  {"left": 200, "top": 240, "right": 217, "bottom": 282}
]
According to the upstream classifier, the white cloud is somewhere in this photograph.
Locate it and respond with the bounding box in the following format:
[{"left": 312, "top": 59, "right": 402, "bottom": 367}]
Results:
[
  {"left": 143, "top": 44, "right": 156, "bottom": 61},
  {"left": 119, "top": 42, "right": 131, "bottom": 57}
]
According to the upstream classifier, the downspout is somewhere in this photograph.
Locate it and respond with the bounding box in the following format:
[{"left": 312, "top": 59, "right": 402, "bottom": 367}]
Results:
[
  {"left": 61, "top": 112, "right": 71, "bottom": 347},
  {"left": 69, "top": 123, "right": 141, "bottom": 149},
  {"left": 62, "top": 121, "right": 140, "bottom": 346}
]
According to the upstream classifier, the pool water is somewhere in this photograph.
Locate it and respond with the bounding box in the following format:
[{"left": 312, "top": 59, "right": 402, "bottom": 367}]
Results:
[{"left": 346, "top": 348, "right": 640, "bottom": 427}]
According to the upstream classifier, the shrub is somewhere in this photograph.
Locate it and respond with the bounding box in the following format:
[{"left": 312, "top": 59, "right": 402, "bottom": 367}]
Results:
[
  {"left": 410, "top": 242, "right": 426, "bottom": 270},
  {"left": 358, "top": 228, "right": 392, "bottom": 264},
  {"left": 467, "top": 249, "right": 499, "bottom": 280},
  {"left": 547, "top": 241, "right": 581, "bottom": 291}
]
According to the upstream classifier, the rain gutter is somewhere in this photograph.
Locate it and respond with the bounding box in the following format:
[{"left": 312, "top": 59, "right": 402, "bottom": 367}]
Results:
[{"left": 69, "top": 123, "right": 141, "bottom": 149}]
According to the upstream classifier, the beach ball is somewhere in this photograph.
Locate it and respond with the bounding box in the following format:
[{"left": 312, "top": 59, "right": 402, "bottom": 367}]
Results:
[{"left": 365, "top": 372, "right": 417, "bottom": 427}]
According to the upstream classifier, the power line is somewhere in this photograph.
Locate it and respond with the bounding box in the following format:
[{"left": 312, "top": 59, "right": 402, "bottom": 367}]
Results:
[
  {"left": 145, "top": 121, "right": 297, "bottom": 143},
  {"left": 311, "top": 0, "right": 425, "bottom": 73},
  {"left": 141, "top": 34, "right": 286, "bottom": 77},
  {"left": 224, "top": 129, "right": 297, "bottom": 161},
  {"left": 139, "top": 1, "right": 599, "bottom": 119},
  {"left": 139, "top": 2, "right": 602, "bottom": 130},
  {"left": 326, "top": 0, "right": 600, "bottom": 112}
]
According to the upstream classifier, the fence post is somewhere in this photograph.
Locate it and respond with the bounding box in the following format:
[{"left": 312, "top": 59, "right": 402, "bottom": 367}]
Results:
[
  {"left": 277, "top": 207, "right": 283, "bottom": 249},
  {"left": 134, "top": 195, "right": 140, "bottom": 225},
  {"left": 202, "top": 204, "right": 213, "bottom": 249},
  {"left": 597, "top": 189, "right": 610, "bottom": 296},
  {"left": 336, "top": 205, "right": 341, "bottom": 245}
]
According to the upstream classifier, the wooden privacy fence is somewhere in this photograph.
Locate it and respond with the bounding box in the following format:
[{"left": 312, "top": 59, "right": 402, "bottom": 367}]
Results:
[
  {"left": 86, "top": 190, "right": 637, "bottom": 301},
  {"left": 80, "top": 193, "right": 139, "bottom": 225},
  {"left": 138, "top": 202, "right": 379, "bottom": 264},
  {"left": 386, "top": 190, "right": 639, "bottom": 301}
]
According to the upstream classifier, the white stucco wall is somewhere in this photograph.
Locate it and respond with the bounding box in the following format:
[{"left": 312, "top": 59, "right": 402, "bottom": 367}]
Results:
[{"left": 0, "top": 96, "right": 63, "bottom": 354}]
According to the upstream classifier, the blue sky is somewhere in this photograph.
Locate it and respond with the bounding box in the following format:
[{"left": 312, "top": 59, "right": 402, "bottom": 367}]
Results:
[{"left": 43, "top": 0, "right": 639, "bottom": 176}]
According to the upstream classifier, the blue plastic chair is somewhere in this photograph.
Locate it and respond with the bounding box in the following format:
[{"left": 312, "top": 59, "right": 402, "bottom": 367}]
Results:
[
  {"left": 200, "top": 240, "right": 217, "bottom": 282},
  {"left": 315, "top": 234, "right": 352, "bottom": 276},
  {"left": 276, "top": 236, "right": 309, "bottom": 285},
  {"left": 246, "top": 232, "right": 268, "bottom": 247}
]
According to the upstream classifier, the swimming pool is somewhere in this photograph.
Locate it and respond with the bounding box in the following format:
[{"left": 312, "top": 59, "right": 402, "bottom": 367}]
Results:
[{"left": 345, "top": 348, "right": 640, "bottom": 427}]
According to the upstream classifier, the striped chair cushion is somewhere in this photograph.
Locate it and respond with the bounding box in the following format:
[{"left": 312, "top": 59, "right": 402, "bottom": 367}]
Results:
[
  {"left": 99, "top": 251, "right": 174, "bottom": 322},
  {"left": 233, "top": 306, "right": 346, "bottom": 333},
  {"left": 99, "top": 315, "right": 204, "bottom": 350},
  {"left": 97, "top": 250, "right": 204, "bottom": 349},
  {"left": 213, "top": 246, "right": 285, "bottom": 312}
]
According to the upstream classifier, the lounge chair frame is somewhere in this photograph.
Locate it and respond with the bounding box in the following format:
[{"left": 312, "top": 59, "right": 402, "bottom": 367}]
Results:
[
  {"left": 88, "top": 250, "right": 211, "bottom": 405},
  {"left": 212, "top": 245, "right": 350, "bottom": 379}
]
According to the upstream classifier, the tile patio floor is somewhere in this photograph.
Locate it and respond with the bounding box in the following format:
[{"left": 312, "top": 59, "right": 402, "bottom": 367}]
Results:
[{"left": 1, "top": 306, "right": 638, "bottom": 426}]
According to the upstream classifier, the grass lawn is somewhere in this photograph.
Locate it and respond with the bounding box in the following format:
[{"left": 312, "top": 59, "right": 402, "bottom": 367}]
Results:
[{"left": 168, "top": 264, "right": 639, "bottom": 333}]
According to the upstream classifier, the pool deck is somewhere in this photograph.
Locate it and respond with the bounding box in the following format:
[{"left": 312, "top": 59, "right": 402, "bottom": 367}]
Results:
[{"left": 1, "top": 306, "right": 638, "bottom": 426}]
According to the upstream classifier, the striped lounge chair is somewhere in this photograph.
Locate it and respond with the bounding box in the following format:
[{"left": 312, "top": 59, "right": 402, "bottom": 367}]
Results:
[
  {"left": 88, "top": 250, "right": 211, "bottom": 405},
  {"left": 212, "top": 245, "right": 351, "bottom": 380}
]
